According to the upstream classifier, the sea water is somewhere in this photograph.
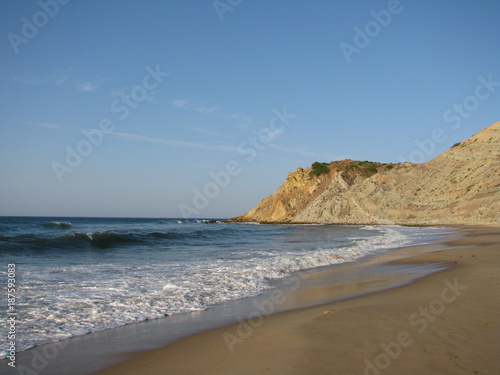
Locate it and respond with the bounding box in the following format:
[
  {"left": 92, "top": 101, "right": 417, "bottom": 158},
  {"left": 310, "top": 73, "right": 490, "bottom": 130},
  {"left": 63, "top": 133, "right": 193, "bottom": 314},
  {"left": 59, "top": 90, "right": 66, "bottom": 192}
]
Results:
[{"left": 0, "top": 217, "right": 451, "bottom": 358}]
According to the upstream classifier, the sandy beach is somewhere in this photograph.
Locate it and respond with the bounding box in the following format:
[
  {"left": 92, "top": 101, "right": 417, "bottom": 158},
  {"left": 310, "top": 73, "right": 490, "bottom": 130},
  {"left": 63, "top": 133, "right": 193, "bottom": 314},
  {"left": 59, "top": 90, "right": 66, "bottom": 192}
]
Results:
[{"left": 93, "top": 225, "right": 500, "bottom": 375}]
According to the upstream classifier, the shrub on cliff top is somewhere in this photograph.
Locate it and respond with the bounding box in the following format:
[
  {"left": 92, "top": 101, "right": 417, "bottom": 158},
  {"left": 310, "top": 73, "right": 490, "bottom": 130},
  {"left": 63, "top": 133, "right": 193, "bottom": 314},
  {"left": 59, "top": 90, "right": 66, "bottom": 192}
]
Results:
[{"left": 310, "top": 162, "right": 329, "bottom": 176}]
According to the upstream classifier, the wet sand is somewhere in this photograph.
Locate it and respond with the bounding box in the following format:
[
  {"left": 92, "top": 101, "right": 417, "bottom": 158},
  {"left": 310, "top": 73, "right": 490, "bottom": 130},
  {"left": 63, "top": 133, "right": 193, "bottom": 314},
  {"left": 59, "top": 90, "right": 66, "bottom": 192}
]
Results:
[{"left": 94, "top": 225, "right": 500, "bottom": 375}]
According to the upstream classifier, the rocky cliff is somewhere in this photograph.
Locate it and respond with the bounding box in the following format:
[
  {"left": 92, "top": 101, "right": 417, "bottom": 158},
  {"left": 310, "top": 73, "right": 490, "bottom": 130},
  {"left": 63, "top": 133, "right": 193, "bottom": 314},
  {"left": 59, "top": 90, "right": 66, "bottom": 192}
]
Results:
[{"left": 228, "top": 122, "right": 500, "bottom": 225}]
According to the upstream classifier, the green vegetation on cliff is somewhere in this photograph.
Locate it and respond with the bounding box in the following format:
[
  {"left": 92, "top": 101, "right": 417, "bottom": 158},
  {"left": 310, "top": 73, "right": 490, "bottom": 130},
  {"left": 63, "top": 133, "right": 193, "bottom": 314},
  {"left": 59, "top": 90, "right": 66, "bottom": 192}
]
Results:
[
  {"left": 309, "top": 162, "right": 330, "bottom": 176},
  {"left": 309, "top": 160, "right": 394, "bottom": 180}
]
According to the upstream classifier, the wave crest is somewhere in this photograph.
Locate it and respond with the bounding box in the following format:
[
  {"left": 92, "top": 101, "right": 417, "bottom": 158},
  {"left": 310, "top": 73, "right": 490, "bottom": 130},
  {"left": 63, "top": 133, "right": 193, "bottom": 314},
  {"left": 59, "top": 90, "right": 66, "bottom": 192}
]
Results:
[
  {"left": 22, "top": 231, "right": 140, "bottom": 250},
  {"left": 42, "top": 221, "right": 72, "bottom": 229}
]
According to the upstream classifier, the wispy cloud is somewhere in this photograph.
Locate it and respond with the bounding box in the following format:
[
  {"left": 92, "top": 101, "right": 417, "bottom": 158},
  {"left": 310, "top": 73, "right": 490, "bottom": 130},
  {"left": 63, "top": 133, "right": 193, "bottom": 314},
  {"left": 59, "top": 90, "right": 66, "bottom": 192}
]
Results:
[
  {"left": 194, "top": 106, "right": 220, "bottom": 115},
  {"left": 111, "top": 85, "right": 155, "bottom": 101},
  {"left": 172, "top": 99, "right": 189, "bottom": 108},
  {"left": 13, "top": 68, "right": 73, "bottom": 87},
  {"left": 171, "top": 98, "right": 258, "bottom": 132},
  {"left": 248, "top": 127, "right": 284, "bottom": 141},
  {"left": 53, "top": 72, "right": 71, "bottom": 86},
  {"left": 104, "top": 131, "right": 233, "bottom": 152},
  {"left": 192, "top": 127, "right": 231, "bottom": 139},
  {"left": 13, "top": 69, "right": 107, "bottom": 94},
  {"left": 221, "top": 113, "right": 255, "bottom": 128},
  {"left": 25, "top": 122, "right": 61, "bottom": 129},
  {"left": 76, "top": 81, "right": 99, "bottom": 93},
  {"left": 222, "top": 113, "right": 253, "bottom": 122},
  {"left": 172, "top": 98, "right": 258, "bottom": 134},
  {"left": 172, "top": 99, "right": 221, "bottom": 115}
]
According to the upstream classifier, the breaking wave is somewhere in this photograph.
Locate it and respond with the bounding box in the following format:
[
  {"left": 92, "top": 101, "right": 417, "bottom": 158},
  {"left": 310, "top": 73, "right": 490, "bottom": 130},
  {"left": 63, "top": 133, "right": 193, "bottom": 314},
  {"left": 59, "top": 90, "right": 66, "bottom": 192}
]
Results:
[{"left": 41, "top": 221, "right": 72, "bottom": 229}]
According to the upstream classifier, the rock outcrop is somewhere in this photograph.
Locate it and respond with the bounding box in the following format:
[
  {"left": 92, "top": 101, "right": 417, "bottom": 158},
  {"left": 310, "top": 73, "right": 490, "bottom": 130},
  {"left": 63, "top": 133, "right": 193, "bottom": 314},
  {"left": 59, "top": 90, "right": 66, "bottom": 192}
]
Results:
[{"left": 227, "top": 122, "right": 500, "bottom": 225}]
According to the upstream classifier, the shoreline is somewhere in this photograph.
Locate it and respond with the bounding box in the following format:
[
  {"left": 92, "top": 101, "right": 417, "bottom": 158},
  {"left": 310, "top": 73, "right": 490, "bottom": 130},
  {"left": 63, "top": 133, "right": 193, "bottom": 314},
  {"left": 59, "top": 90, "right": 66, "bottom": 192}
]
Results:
[
  {"left": 0, "top": 224, "right": 450, "bottom": 374},
  {"left": 92, "top": 225, "right": 499, "bottom": 375},
  {"left": 93, "top": 225, "right": 499, "bottom": 375},
  {"left": 2, "top": 225, "right": 497, "bottom": 375}
]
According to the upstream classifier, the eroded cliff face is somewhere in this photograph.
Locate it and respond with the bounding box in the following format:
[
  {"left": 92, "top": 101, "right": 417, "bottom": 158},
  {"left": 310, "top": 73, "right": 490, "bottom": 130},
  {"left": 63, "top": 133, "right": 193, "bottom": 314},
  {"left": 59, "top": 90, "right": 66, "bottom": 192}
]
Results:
[{"left": 228, "top": 122, "right": 500, "bottom": 225}]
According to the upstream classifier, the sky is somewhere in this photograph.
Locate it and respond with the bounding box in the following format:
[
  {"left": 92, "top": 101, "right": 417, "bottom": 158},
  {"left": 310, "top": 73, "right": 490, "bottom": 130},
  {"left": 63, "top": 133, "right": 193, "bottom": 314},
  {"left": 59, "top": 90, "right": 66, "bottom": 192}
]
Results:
[{"left": 0, "top": 0, "right": 499, "bottom": 218}]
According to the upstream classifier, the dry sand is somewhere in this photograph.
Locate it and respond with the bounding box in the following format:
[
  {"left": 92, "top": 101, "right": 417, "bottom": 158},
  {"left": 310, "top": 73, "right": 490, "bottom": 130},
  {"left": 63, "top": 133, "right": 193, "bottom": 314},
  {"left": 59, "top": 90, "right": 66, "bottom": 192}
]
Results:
[{"left": 94, "top": 226, "right": 500, "bottom": 375}]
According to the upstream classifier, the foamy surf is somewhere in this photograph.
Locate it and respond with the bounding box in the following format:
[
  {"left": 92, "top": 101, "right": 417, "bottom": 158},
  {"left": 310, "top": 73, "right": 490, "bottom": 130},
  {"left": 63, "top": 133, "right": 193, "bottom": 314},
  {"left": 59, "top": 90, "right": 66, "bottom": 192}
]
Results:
[{"left": 0, "top": 217, "right": 451, "bottom": 358}]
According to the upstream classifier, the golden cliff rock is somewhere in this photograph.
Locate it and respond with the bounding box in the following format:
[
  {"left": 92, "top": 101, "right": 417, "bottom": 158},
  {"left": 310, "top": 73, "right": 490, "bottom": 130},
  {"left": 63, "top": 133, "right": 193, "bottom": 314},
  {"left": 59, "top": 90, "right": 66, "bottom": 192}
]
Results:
[{"left": 228, "top": 122, "right": 500, "bottom": 225}]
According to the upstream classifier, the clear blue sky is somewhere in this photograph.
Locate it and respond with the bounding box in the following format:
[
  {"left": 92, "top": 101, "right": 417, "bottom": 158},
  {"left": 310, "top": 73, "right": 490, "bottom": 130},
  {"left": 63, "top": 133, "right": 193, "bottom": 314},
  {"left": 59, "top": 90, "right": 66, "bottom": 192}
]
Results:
[{"left": 0, "top": 0, "right": 499, "bottom": 218}]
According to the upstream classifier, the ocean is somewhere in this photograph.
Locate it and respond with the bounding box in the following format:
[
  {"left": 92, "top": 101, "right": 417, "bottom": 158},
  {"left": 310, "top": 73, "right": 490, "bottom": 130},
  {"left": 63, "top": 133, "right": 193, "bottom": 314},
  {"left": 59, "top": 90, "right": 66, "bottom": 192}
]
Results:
[{"left": 0, "top": 216, "right": 451, "bottom": 359}]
